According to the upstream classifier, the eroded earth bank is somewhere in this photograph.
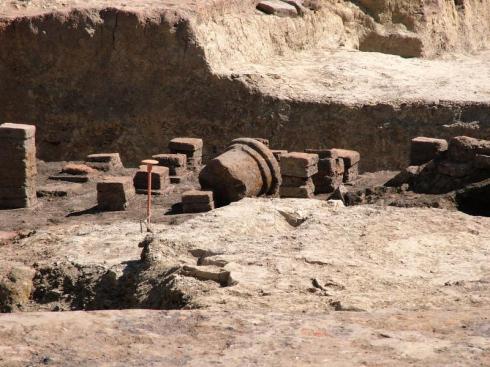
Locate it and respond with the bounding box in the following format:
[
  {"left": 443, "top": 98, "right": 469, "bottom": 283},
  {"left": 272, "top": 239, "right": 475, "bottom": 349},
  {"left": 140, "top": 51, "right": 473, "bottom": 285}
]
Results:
[{"left": 1, "top": 0, "right": 490, "bottom": 170}]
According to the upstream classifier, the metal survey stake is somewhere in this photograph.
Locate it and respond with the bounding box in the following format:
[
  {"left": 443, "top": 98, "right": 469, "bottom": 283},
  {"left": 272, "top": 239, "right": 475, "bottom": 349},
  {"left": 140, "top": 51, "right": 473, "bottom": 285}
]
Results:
[{"left": 141, "top": 159, "right": 159, "bottom": 230}]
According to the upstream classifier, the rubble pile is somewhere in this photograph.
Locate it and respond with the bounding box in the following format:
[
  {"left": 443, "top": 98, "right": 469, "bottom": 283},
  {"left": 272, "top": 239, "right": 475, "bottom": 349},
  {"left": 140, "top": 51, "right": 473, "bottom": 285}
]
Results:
[{"left": 388, "top": 136, "right": 490, "bottom": 194}]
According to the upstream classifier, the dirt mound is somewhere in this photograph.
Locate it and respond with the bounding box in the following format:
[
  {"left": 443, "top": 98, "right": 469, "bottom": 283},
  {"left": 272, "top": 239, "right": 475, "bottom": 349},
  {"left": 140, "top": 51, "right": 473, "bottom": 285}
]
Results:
[{"left": 2, "top": 199, "right": 489, "bottom": 313}]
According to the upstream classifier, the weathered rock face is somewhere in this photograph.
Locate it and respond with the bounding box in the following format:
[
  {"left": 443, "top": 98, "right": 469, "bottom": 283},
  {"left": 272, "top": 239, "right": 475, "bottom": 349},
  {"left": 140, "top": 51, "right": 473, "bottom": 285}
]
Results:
[{"left": 1, "top": 0, "right": 490, "bottom": 171}]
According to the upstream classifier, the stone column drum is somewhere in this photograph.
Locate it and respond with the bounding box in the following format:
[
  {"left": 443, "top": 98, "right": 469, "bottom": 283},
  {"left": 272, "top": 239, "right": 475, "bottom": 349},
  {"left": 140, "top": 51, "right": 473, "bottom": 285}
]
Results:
[
  {"left": 0, "top": 123, "right": 37, "bottom": 209},
  {"left": 199, "top": 138, "right": 281, "bottom": 206}
]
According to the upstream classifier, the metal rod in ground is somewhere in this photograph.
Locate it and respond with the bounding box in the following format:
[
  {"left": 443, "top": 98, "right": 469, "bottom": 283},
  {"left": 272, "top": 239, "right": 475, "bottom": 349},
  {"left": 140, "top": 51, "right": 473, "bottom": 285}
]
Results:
[{"left": 141, "top": 159, "right": 159, "bottom": 230}]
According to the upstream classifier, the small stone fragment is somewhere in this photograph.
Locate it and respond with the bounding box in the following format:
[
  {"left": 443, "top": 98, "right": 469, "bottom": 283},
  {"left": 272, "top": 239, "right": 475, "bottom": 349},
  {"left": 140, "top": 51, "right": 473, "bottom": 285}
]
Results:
[{"left": 257, "top": 0, "right": 298, "bottom": 17}]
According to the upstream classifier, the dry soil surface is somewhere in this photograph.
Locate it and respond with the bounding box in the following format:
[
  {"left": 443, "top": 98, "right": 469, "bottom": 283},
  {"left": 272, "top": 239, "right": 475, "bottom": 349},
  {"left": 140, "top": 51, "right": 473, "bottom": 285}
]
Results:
[
  {"left": 0, "top": 198, "right": 489, "bottom": 365},
  {"left": 0, "top": 308, "right": 489, "bottom": 366}
]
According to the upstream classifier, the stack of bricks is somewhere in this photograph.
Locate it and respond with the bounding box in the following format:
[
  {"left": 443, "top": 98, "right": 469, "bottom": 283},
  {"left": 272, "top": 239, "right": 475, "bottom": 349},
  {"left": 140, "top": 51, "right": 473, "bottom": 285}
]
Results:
[
  {"left": 169, "top": 138, "right": 203, "bottom": 172},
  {"left": 152, "top": 153, "right": 188, "bottom": 184},
  {"left": 305, "top": 149, "right": 345, "bottom": 194},
  {"left": 97, "top": 176, "right": 134, "bottom": 211},
  {"left": 279, "top": 152, "right": 318, "bottom": 198},
  {"left": 182, "top": 190, "right": 214, "bottom": 213},
  {"left": 0, "top": 123, "right": 37, "bottom": 209},
  {"left": 332, "top": 149, "right": 360, "bottom": 183},
  {"left": 133, "top": 165, "right": 172, "bottom": 195},
  {"left": 86, "top": 153, "right": 124, "bottom": 172}
]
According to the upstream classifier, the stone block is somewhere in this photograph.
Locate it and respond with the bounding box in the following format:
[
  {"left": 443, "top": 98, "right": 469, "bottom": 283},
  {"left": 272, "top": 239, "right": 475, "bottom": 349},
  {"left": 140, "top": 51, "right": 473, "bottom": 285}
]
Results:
[
  {"left": 410, "top": 137, "right": 448, "bottom": 165},
  {"left": 475, "top": 154, "right": 490, "bottom": 170},
  {"left": 313, "top": 174, "right": 342, "bottom": 194},
  {"left": 97, "top": 176, "right": 135, "bottom": 211},
  {"left": 0, "top": 123, "right": 37, "bottom": 209},
  {"left": 187, "top": 156, "right": 202, "bottom": 167},
  {"left": 437, "top": 161, "right": 474, "bottom": 178},
  {"left": 282, "top": 175, "right": 310, "bottom": 187},
  {"left": 0, "top": 185, "right": 36, "bottom": 199},
  {"left": 170, "top": 173, "right": 191, "bottom": 184},
  {"left": 279, "top": 184, "right": 314, "bottom": 198},
  {"left": 153, "top": 153, "right": 187, "bottom": 168},
  {"left": 182, "top": 190, "right": 213, "bottom": 204},
  {"left": 344, "top": 163, "right": 359, "bottom": 183},
  {"left": 318, "top": 158, "right": 344, "bottom": 176},
  {"left": 169, "top": 138, "right": 203, "bottom": 152},
  {"left": 271, "top": 150, "right": 288, "bottom": 162},
  {"left": 280, "top": 152, "right": 319, "bottom": 178},
  {"left": 305, "top": 149, "right": 338, "bottom": 159},
  {"left": 256, "top": 0, "right": 298, "bottom": 17},
  {"left": 0, "top": 123, "right": 35, "bottom": 140},
  {"left": 182, "top": 201, "right": 215, "bottom": 213},
  {"left": 48, "top": 174, "right": 90, "bottom": 183},
  {"left": 448, "top": 136, "right": 490, "bottom": 162},
  {"left": 331, "top": 149, "right": 360, "bottom": 167},
  {"left": 86, "top": 153, "right": 123, "bottom": 171},
  {"left": 61, "top": 163, "right": 95, "bottom": 176},
  {"left": 133, "top": 166, "right": 170, "bottom": 191}
]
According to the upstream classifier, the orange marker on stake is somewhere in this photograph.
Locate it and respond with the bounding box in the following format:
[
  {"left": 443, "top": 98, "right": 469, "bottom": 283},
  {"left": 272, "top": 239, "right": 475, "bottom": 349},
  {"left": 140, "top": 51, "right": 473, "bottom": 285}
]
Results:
[{"left": 141, "top": 159, "right": 159, "bottom": 229}]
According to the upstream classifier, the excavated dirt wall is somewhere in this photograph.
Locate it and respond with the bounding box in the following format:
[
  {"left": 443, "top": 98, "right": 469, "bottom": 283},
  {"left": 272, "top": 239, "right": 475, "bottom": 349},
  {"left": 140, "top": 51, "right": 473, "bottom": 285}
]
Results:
[{"left": 1, "top": 1, "right": 490, "bottom": 171}]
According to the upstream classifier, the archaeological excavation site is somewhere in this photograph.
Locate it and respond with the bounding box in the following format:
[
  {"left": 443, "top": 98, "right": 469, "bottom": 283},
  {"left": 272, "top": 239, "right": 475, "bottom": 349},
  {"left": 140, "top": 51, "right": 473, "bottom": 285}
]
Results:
[{"left": 0, "top": 0, "right": 490, "bottom": 365}]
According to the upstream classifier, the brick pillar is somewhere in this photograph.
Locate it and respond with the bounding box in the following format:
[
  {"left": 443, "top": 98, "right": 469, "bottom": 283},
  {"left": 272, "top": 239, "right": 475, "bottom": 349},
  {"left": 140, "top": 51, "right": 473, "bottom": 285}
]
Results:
[{"left": 0, "top": 123, "right": 37, "bottom": 209}]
